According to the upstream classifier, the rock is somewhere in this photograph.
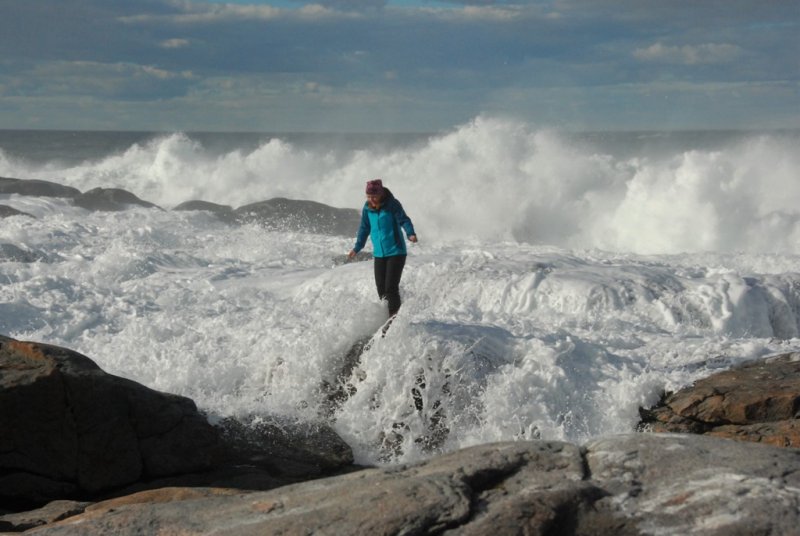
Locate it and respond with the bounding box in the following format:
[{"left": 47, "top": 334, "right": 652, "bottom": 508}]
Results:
[
  {"left": 215, "top": 415, "right": 354, "bottom": 479},
  {"left": 0, "top": 204, "right": 34, "bottom": 219},
  {"left": 25, "top": 434, "right": 800, "bottom": 535},
  {"left": 707, "top": 420, "right": 800, "bottom": 447},
  {"left": 0, "top": 501, "right": 89, "bottom": 532},
  {"left": 234, "top": 197, "right": 360, "bottom": 236},
  {"left": 84, "top": 487, "right": 248, "bottom": 516},
  {"left": 72, "top": 188, "right": 161, "bottom": 212},
  {"left": 638, "top": 352, "right": 800, "bottom": 447},
  {"left": 0, "top": 335, "right": 222, "bottom": 508},
  {"left": 172, "top": 200, "right": 237, "bottom": 223},
  {"left": 0, "top": 243, "right": 46, "bottom": 263},
  {"left": 584, "top": 433, "right": 800, "bottom": 535},
  {"left": 0, "top": 177, "right": 80, "bottom": 198}
]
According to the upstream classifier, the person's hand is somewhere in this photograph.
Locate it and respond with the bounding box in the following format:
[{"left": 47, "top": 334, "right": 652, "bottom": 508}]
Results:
[
  {"left": 409, "top": 235, "right": 418, "bottom": 243},
  {"left": 348, "top": 249, "right": 357, "bottom": 259}
]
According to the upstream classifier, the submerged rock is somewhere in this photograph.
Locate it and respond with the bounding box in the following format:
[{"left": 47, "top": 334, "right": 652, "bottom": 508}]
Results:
[
  {"left": 72, "top": 188, "right": 161, "bottom": 212},
  {"left": 0, "top": 243, "right": 46, "bottom": 263},
  {"left": 25, "top": 434, "right": 800, "bottom": 535},
  {"left": 638, "top": 352, "right": 800, "bottom": 447},
  {"left": 0, "top": 204, "right": 34, "bottom": 219},
  {"left": 0, "top": 177, "right": 80, "bottom": 198},
  {"left": 235, "top": 197, "right": 360, "bottom": 236}
]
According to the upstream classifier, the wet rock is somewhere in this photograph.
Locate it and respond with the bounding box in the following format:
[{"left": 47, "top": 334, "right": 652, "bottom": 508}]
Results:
[
  {"left": 172, "top": 200, "right": 237, "bottom": 223},
  {"left": 235, "top": 197, "right": 360, "bottom": 236},
  {"left": 215, "top": 415, "right": 354, "bottom": 479},
  {"left": 0, "top": 335, "right": 222, "bottom": 508},
  {"left": 638, "top": 352, "right": 800, "bottom": 447},
  {"left": 25, "top": 434, "right": 800, "bottom": 535},
  {"left": 0, "top": 204, "right": 34, "bottom": 219},
  {"left": 72, "top": 188, "right": 161, "bottom": 212},
  {"left": 0, "top": 243, "right": 45, "bottom": 263},
  {"left": 0, "top": 177, "right": 80, "bottom": 198}
]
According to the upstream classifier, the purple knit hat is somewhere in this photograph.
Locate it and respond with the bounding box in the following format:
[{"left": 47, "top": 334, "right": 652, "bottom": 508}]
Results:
[{"left": 366, "top": 179, "right": 384, "bottom": 196}]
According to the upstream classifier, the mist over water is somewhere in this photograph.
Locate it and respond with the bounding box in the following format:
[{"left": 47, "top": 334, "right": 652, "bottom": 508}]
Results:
[{"left": 2, "top": 117, "right": 800, "bottom": 464}]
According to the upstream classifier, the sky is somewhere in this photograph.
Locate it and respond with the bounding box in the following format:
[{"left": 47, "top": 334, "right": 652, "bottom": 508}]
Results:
[{"left": 0, "top": 0, "right": 798, "bottom": 132}]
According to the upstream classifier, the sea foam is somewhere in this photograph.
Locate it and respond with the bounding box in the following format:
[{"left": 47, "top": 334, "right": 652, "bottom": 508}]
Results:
[
  {"left": 3, "top": 117, "right": 799, "bottom": 255},
  {"left": 2, "top": 118, "right": 800, "bottom": 464}
]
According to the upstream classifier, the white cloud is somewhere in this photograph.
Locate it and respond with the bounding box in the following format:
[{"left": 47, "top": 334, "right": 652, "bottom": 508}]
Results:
[
  {"left": 634, "top": 42, "right": 742, "bottom": 65},
  {"left": 119, "top": 1, "right": 358, "bottom": 24},
  {"left": 119, "top": 2, "right": 283, "bottom": 24},
  {"left": 160, "top": 38, "right": 190, "bottom": 48}
]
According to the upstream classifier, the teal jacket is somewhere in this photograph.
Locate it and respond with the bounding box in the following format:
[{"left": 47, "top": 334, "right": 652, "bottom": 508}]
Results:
[{"left": 353, "top": 189, "right": 416, "bottom": 258}]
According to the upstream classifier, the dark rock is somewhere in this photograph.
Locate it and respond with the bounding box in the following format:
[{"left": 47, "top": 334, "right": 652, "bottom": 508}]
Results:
[
  {"left": 0, "top": 335, "right": 222, "bottom": 508},
  {"left": 25, "top": 434, "right": 800, "bottom": 535},
  {"left": 172, "top": 200, "right": 237, "bottom": 223},
  {"left": 0, "top": 177, "right": 80, "bottom": 198},
  {"left": 72, "top": 188, "right": 161, "bottom": 212},
  {"left": 0, "top": 243, "right": 46, "bottom": 263},
  {"left": 234, "top": 197, "right": 360, "bottom": 236},
  {"left": 638, "top": 352, "right": 800, "bottom": 447},
  {"left": 216, "top": 415, "right": 354, "bottom": 479},
  {"left": 0, "top": 204, "right": 34, "bottom": 219}
]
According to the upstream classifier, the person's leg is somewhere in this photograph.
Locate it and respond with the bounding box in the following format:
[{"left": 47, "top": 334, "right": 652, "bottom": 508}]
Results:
[
  {"left": 374, "top": 256, "right": 388, "bottom": 301},
  {"left": 383, "top": 255, "right": 406, "bottom": 316}
]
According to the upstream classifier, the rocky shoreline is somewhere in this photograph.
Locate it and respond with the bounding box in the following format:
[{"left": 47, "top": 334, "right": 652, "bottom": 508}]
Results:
[
  {"left": 2, "top": 334, "right": 800, "bottom": 534},
  {"left": 3, "top": 176, "right": 800, "bottom": 533},
  {"left": 0, "top": 176, "right": 361, "bottom": 237}
]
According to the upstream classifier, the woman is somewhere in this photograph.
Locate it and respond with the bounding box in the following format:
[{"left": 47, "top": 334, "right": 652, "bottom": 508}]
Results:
[{"left": 349, "top": 179, "right": 417, "bottom": 318}]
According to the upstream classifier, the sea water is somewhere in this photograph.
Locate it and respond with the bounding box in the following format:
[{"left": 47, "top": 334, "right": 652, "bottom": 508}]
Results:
[{"left": 1, "top": 117, "right": 799, "bottom": 464}]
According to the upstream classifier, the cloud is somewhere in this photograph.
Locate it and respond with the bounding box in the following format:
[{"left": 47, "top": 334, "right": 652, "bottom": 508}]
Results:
[
  {"left": 0, "top": 0, "right": 797, "bottom": 131},
  {"left": 634, "top": 43, "right": 743, "bottom": 65},
  {"left": 2, "top": 60, "right": 195, "bottom": 100},
  {"left": 312, "top": 0, "right": 387, "bottom": 9},
  {"left": 118, "top": 0, "right": 358, "bottom": 24},
  {"left": 160, "top": 38, "right": 191, "bottom": 48}
]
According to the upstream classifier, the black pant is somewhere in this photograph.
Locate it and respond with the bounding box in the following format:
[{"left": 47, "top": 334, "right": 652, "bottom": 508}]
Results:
[{"left": 374, "top": 255, "right": 406, "bottom": 316}]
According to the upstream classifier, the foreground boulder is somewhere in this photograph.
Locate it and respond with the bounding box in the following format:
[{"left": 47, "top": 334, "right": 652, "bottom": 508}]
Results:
[
  {"left": 0, "top": 335, "right": 222, "bottom": 508},
  {"left": 0, "top": 335, "right": 356, "bottom": 513},
  {"left": 25, "top": 434, "right": 800, "bottom": 535},
  {"left": 639, "top": 352, "right": 800, "bottom": 447}
]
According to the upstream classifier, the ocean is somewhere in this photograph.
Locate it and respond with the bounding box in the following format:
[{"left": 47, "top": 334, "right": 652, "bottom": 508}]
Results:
[{"left": 1, "top": 117, "right": 799, "bottom": 464}]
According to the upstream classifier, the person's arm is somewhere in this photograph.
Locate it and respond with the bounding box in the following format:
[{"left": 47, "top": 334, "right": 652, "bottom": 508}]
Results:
[
  {"left": 350, "top": 206, "right": 370, "bottom": 257},
  {"left": 391, "top": 199, "right": 416, "bottom": 241}
]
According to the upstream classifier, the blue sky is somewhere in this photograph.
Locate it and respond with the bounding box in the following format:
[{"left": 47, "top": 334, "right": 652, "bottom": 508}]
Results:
[{"left": 0, "top": 0, "right": 797, "bottom": 132}]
